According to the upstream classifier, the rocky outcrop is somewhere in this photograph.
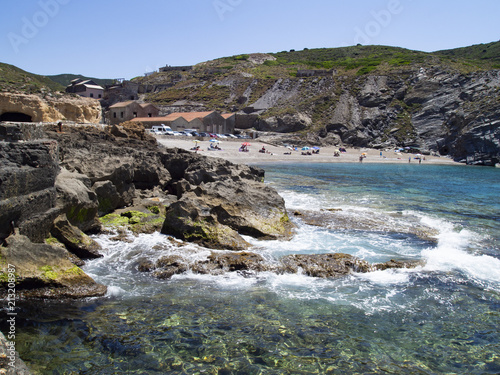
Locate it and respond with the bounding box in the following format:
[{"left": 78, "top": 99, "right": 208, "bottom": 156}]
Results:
[
  {"left": 279, "top": 253, "right": 371, "bottom": 278},
  {"left": 50, "top": 215, "right": 103, "bottom": 259},
  {"left": 0, "top": 140, "right": 60, "bottom": 242},
  {"left": 0, "top": 92, "right": 102, "bottom": 123},
  {"left": 160, "top": 150, "right": 293, "bottom": 249},
  {"left": 248, "top": 69, "right": 500, "bottom": 164},
  {"left": 0, "top": 122, "right": 292, "bottom": 299},
  {"left": 137, "top": 250, "right": 421, "bottom": 280},
  {"left": 0, "top": 233, "right": 106, "bottom": 298}
]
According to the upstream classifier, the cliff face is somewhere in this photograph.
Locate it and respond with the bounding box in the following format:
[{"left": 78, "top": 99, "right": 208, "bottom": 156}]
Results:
[
  {"left": 0, "top": 92, "right": 102, "bottom": 123},
  {"left": 137, "top": 48, "right": 500, "bottom": 165},
  {"left": 251, "top": 68, "right": 500, "bottom": 164}
]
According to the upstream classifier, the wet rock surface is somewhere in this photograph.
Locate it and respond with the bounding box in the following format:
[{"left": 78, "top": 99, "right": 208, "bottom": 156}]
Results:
[
  {"left": 0, "top": 233, "right": 107, "bottom": 299},
  {"left": 0, "top": 123, "right": 292, "bottom": 298},
  {"left": 137, "top": 248, "right": 421, "bottom": 280}
]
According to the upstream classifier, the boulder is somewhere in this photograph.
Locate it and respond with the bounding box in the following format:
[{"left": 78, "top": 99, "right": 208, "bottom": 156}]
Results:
[
  {"left": 50, "top": 215, "right": 103, "bottom": 259},
  {"left": 278, "top": 253, "right": 371, "bottom": 278},
  {"left": 54, "top": 168, "right": 100, "bottom": 232},
  {"left": 193, "top": 251, "right": 269, "bottom": 275},
  {"left": 141, "top": 251, "right": 270, "bottom": 279},
  {"left": 92, "top": 180, "right": 122, "bottom": 216},
  {"left": 160, "top": 150, "right": 292, "bottom": 249},
  {"left": 161, "top": 199, "right": 251, "bottom": 250},
  {"left": 0, "top": 233, "right": 106, "bottom": 299}
]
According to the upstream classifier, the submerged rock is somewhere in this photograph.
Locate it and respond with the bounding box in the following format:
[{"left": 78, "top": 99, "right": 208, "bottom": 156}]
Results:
[
  {"left": 373, "top": 259, "right": 424, "bottom": 270},
  {"left": 141, "top": 251, "right": 270, "bottom": 279},
  {"left": 278, "top": 253, "right": 371, "bottom": 278},
  {"left": 0, "top": 233, "right": 107, "bottom": 299},
  {"left": 0, "top": 331, "right": 32, "bottom": 375},
  {"left": 138, "top": 247, "right": 422, "bottom": 280}
]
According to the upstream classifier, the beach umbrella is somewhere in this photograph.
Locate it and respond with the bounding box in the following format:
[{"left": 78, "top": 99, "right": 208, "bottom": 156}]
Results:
[
  {"left": 302, "top": 147, "right": 310, "bottom": 151},
  {"left": 312, "top": 146, "right": 320, "bottom": 150},
  {"left": 193, "top": 140, "right": 200, "bottom": 143},
  {"left": 210, "top": 139, "right": 220, "bottom": 143},
  {"left": 241, "top": 142, "right": 251, "bottom": 146}
]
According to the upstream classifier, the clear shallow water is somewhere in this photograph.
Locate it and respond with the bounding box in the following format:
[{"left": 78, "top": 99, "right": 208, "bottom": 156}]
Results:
[{"left": 4, "top": 163, "right": 500, "bottom": 374}]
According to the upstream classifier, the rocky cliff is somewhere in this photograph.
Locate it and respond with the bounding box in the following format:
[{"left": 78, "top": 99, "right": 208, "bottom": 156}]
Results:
[
  {"left": 0, "top": 92, "right": 102, "bottom": 123},
  {"left": 135, "top": 45, "right": 500, "bottom": 165},
  {"left": 251, "top": 68, "right": 500, "bottom": 165}
]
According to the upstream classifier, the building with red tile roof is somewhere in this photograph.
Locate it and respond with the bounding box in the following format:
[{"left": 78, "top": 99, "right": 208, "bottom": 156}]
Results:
[
  {"left": 108, "top": 101, "right": 159, "bottom": 125},
  {"left": 130, "top": 111, "right": 235, "bottom": 133}
]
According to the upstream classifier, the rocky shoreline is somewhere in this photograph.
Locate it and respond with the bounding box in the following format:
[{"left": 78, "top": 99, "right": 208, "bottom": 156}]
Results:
[
  {"left": 0, "top": 122, "right": 292, "bottom": 299},
  {"left": 0, "top": 122, "right": 426, "bottom": 303}
]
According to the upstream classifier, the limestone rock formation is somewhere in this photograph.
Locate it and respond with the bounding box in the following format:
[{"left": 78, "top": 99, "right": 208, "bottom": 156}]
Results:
[
  {"left": 0, "top": 92, "right": 101, "bottom": 123},
  {"left": 50, "top": 215, "right": 103, "bottom": 259}
]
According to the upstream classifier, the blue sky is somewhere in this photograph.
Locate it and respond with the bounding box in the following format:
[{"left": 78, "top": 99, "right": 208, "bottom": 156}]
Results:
[{"left": 1, "top": 0, "right": 499, "bottom": 79}]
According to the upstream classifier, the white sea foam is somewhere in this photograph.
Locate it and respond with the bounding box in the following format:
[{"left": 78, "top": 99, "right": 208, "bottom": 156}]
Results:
[
  {"left": 421, "top": 222, "right": 500, "bottom": 288},
  {"left": 356, "top": 269, "right": 411, "bottom": 285}
]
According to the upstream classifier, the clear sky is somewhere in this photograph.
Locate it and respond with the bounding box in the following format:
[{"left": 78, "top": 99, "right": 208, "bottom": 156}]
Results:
[{"left": 1, "top": 0, "right": 499, "bottom": 80}]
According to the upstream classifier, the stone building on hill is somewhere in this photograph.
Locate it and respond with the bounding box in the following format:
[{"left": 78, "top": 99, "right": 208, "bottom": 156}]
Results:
[
  {"left": 108, "top": 101, "right": 159, "bottom": 125},
  {"left": 66, "top": 79, "right": 104, "bottom": 99}
]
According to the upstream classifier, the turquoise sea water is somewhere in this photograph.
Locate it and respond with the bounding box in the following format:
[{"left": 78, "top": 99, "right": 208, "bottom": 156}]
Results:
[{"left": 4, "top": 163, "right": 500, "bottom": 374}]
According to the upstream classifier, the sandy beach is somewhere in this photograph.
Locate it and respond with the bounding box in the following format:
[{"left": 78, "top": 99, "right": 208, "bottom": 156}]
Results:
[{"left": 156, "top": 136, "right": 456, "bottom": 165}]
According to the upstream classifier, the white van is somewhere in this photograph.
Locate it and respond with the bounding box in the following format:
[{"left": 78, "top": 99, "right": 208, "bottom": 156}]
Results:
[{"left": 151, "top": 124, "right": 173, "bottom": 135}]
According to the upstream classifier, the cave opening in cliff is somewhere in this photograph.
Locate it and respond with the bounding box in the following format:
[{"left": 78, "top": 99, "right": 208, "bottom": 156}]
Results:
[{"left": 0, "top": 112, "right": 32, "bottom": 122}]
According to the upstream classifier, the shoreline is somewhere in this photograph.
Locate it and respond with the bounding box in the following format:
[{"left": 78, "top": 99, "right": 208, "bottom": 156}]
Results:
[{"left": 156, "top": 137, "right": 458, "bottom": 166}]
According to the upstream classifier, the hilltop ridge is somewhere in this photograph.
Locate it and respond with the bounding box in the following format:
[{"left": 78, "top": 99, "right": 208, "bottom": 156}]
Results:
[{"left": 1, "top": 41, "right": 499, "bottom": 164}]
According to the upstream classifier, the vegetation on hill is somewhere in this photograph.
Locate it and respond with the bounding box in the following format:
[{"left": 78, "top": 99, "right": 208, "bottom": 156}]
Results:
[
  {"left": 139, "top": 42, "right": 500, "bottom": 112},
  {"left": 0, "top": 62, "right": 65, "bottom": 94},
  {"left": 434, "top": 40, "right": 500, "bottom": 69}
]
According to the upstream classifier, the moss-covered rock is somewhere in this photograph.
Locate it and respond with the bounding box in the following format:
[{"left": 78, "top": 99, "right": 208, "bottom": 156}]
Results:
[
  {"left": 99, "top": 209, "right": 166, "bottom": 235},
  {"left": 50, "top": 215, "right": 102, "bottom": 259},
  {"left": 0, "top": 233, "right": 107, "bottom": 299}
]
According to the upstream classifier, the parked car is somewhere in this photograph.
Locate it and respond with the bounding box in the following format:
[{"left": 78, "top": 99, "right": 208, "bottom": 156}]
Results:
[{"left": 151, "top": 124, "right": 173, "bottom": 135}]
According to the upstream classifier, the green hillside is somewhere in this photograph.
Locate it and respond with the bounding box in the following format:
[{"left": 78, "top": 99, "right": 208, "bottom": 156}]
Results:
[
  {"left": 48, "top": 74, "right": 115, "bottom": 88},
  {"left": 0, "top": 62, "right": 65, "bottom": 93},
  {"left": 142, "top": 43, "right": 500, "bottom": 111},
  {"left": 434, "top": 40, "right": 500, "bottom": 69}
]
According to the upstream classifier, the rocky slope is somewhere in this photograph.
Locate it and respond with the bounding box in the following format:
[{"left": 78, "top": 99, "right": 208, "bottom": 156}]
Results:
[
  {"left": 0, "top": 122, "right": 291, "bottom": 298},
  {"left": 132, "top": 44, "right": 500, "bottom": 165}
]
